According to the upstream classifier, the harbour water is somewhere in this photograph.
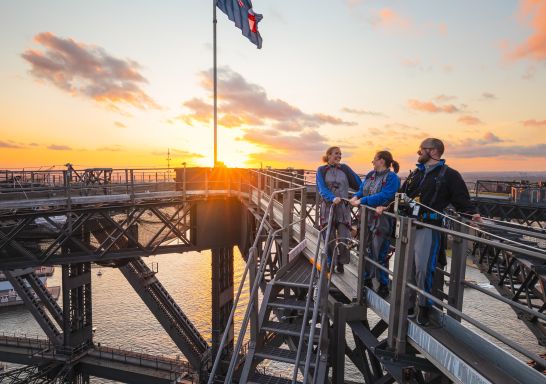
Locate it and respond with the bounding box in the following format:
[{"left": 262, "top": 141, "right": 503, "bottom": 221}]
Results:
[{"left": 0, "top": 248, "right": 544, "bottom": 382}]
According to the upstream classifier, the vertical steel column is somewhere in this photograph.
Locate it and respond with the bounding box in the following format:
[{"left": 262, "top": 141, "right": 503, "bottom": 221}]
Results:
[
  {"left": 357, "top": 208, "right": 370, "bottom": 304},
  {"left": 248, "top": 248, "right": 259, "bottom": 343},
  {"left": 62, "top": 262, "right": 93, "bottom": 348},
  {"left": 331, "top": 302, "right": 347, "bottom": 383},
  {"left": 448, "top": 221, "right": 468, "bottom": 320},
  {"left": 211, "top": 247, "right": 234, "bottom": 363},
  {"left": 299, "top": 187, "right": 307, "bottom": 242},
  {"left": 281, "top": 190, "right": 295, "bottom": 266},
  {"left": 387, "top": 216, "right": 416, "bottom": 353}
]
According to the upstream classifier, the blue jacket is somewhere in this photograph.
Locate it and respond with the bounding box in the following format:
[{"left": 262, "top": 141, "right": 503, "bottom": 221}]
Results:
[
  {"left": 353, "top": 170, "right": 400, "bottom": 207},
  {"left": 316, "top": 164, "right": 361, "bottom": 203}
]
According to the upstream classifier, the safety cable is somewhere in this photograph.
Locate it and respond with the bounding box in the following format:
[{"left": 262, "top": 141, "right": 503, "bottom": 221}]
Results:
[
  {"left": 458, "top": 211, "right": 546, "bottom": 235},
  {"left": 398, "top": 194, "right": 546, "bottom": 254}
]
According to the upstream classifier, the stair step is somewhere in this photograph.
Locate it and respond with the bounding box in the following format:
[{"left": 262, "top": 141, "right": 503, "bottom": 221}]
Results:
[
  {"left": 268, "top": 298, "right": 308, "bottom": 311},
  {"left": 255, "top": 345, "right": 316, "bottom": 367},
  {"left": 272, "top": 280, "right": 309, "bottom": 289},
  {"left": 248, "top": 373, "right": 302, "bottom": 384},
  {"left": 262, "top": 321, "right": 320, "bottom": 340}
]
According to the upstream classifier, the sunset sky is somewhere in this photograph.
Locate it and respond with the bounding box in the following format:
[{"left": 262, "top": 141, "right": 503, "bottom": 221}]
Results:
[{"left": 1, "top": 0, "right": 545, "bottom": 172}]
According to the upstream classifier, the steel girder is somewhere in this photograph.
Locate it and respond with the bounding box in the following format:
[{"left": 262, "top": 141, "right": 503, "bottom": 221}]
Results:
[
  {"left": 0, "top": 200, "right": 196, "bottom": 269},
  {"left": 475, "top": 199, "right": 546, "bottom": 228}
]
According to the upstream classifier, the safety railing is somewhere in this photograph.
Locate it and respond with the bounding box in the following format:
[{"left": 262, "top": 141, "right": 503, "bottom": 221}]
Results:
[{"left": 355, "top": 193, "right": 546, "bottom": 377}]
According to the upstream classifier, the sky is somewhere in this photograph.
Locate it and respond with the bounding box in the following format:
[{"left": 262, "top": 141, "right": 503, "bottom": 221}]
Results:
[{"left": 1, "top": 0, "right": 546, "bottom": 173}]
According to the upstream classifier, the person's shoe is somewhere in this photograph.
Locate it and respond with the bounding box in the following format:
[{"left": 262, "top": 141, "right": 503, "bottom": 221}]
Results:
[
  {"left": 363, "top": 278, "right": 373, "bottom": 289},
  {"left": 376, "top": 284, "right": 390, "bottom": 299},
  {"left": 417, "top": 306, "right": 430, "bottom": 326},
  {"left": 336, "top": 263, "right": 344, "bottom": 273},
  {"left": 408, "top": 307, "right": 416, "bottom": 319}
]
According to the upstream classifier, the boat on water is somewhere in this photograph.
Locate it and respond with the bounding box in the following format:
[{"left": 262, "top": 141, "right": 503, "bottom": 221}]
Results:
[{"left": 0, "top": 267, "right": 60, "bottom": 308}]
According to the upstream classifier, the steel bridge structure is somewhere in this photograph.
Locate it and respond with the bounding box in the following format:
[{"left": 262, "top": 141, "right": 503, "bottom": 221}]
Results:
[{"left": 0, "top": 167, "right": 544, "bottom": 383}]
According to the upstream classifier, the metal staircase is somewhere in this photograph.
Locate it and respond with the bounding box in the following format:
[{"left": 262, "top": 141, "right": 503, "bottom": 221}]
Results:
[
  {"left": 241, "top": 256, "right": 323, "bottom": 384},
  {"left": 119, "top": 257, "right": 209, "bottom": 370},
  {"left": 25, "top": 271, "right": 64, "bottom": 326},
  {"left": 236, "top": 207, "right": 334, "bottom": 384},
  {"left": 4, "top": 269, "right": 62, "bottom": 343}
]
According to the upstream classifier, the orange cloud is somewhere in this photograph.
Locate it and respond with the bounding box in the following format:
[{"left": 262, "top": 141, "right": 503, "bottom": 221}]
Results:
[
  {"left": 21, "top": 32, "right": 159, "bottom": 111},
  {"left": 177, "top": 67, "right": 355, "bottom": 130},
  {"left": 458, "top": 115, "right": 483, "bottom": 125},
  {"left": 523, "top": 118, "right": 546, "bottom": 126},
  {"left": 342, "top": 107, "right": 386, "bottom": 117},
  {"left": 376, "top": 8, "right": 411, "bottom": 30},
  {"left": 407, "top": 99, "right": 459, "bottom": 113},
  {"left": 47, "top": 144, "right": 72, "bottom": 151},
  {"left": 507, "top": 0, "right": 546, "bottom": 61}
]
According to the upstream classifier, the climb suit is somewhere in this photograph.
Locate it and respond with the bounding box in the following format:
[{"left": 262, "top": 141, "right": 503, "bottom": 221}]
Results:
[
  {"left": 353, "top": 170, "right": 400, "bottom": 288},
  {"left": 402, "top": 160, "right": 476, "bottom": 307},
  {"left": 316, "top": 164, "right": 361, "bottom": 267}
]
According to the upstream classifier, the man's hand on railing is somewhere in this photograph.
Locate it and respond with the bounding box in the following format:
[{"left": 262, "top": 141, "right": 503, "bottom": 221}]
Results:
[
  {"left": 469, "top": 213, "right": 483, "bottom": 227},
  {"left": 375, "top": 206, "right": 387, "bottom": 215},
  {"left": 333, "top": 197, "right": 341, "bottom": 205},
  {"left": 349, "top": 197, "right": 360, "bottom": 207}
]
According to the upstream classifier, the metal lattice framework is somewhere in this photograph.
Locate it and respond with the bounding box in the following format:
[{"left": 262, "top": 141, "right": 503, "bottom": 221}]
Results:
[
  {"left": 0, "top": 201, "right": 196, "bottom": 269},
  {"left": 0, "top": 363, "right": 65, "bottom": 384}
]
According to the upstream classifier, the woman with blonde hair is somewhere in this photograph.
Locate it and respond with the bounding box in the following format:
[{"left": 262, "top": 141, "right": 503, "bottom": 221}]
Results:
[{"left": 316, "top": 146, "right": 361, "bottom": 273}]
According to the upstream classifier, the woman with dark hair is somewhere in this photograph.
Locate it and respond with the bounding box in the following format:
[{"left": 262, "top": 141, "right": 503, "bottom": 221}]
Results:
[
  {"left": 316, "top": 146, "right": 361, "bottom": 273},
  {"left": 349, "top": 150, "right": 400, "bottom": 297}
]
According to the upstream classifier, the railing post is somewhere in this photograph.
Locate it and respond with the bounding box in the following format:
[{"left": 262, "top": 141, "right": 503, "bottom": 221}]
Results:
[
  {"left": 182, "top": 162, "right": 187, "bottom": 200},
  {"left": 238, "top": 172, "right": 242, "bottom": 198},
  {"left": 130, "top": 169, "right": 135, "bottom": 201},
  {"left": 357, "top": 207, "right": 370, "bottom": 304},
  {"left": 257, "top": 172, "right": 262, "bottom": 208},
  {"left": 299, "top": 186, "right": 307, "bottom": 242},
  {"left": 315, "top": 185, "right": 320, "bottom": 229},
  {"left": 281, "top": 189, "right": 295, "bottom": 266},
  {"left": 387, "top": 216, "right": 416, "bottom": 354},
  {"left": 205, "top": 169, "right": 209, "bottom": 198},
  {"left": 448, "top": 221, "right": 468, "bottom": 320}
]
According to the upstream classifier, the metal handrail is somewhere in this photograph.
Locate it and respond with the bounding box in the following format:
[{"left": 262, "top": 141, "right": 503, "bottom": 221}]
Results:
[
  {"left": 302, "top": 206, "right": 335, "bottom": 384},
  {"left": 224, "top": 216, "right": 307, "bottom": 382},
  {"left": 406, "top": 281, "right": 546, "bottom": 370},
  {"left": 355, "top": 201, "right": 546, "bottom": 369},
  {"left": 291, "top": 210, "right": 331, "bottom": 383}
]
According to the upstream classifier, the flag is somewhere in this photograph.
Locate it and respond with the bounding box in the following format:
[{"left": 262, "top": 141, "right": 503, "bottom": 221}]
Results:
[{"left": 216, "top": 0, "right": 263, "bottom": 49}]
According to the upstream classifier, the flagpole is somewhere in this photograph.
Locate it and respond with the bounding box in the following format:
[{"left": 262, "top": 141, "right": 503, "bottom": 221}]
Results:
[{"left": 213, "top": 0, "right": 218, "bottom": 167}]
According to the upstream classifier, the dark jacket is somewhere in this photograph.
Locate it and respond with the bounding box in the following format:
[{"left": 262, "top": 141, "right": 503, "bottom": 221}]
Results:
[{"left": 401, "top": 160, "right": 476, "bottom": 217}]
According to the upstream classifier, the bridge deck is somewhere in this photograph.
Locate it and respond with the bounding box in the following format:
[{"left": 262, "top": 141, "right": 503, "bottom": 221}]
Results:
[{"left": 0, "top": 335, "right": 194, "bottom": 384}]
